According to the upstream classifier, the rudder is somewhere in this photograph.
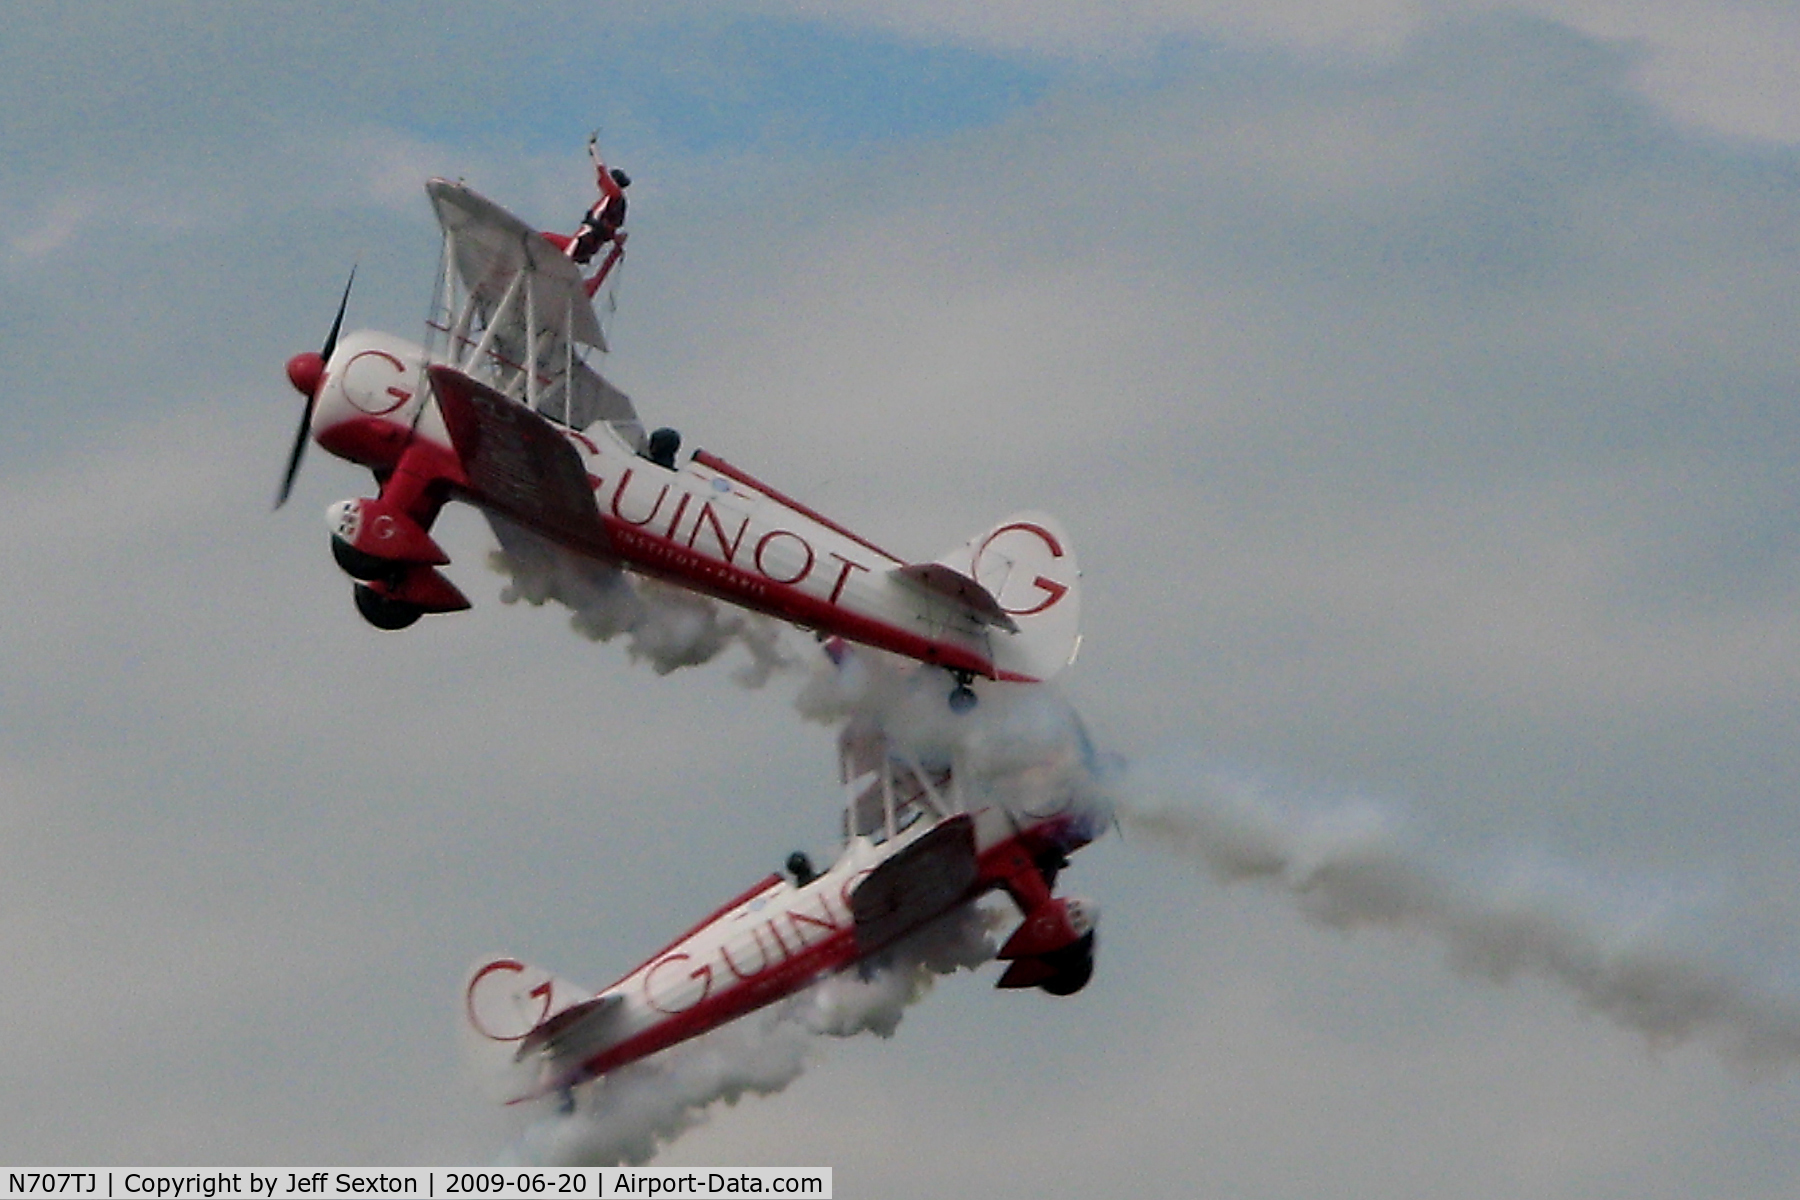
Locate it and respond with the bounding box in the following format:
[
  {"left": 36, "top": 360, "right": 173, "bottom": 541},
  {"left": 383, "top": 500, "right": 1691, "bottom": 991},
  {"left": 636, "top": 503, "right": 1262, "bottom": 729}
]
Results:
[
  {"left": 935, "top": 511, "right": 1081, "bottom": 683},
  {"left": 461, "top": 956, "right": 597, "bottom": 1104}
]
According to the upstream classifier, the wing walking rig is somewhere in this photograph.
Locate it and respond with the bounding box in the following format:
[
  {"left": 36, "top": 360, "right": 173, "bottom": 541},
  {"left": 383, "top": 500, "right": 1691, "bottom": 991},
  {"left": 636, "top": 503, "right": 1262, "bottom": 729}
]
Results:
[{"left": 282, "top": 179, "right": 1082, "bottom": 704}]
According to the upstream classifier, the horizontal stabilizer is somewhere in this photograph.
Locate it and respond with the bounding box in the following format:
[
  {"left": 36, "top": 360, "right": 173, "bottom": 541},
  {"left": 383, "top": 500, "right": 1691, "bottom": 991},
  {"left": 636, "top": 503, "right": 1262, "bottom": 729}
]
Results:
[
  {"left": 891, "top": 564, "right": 1019, "bottom": 633},
  {"left": 994, "top": 956, "right": 1059, "bottom": 989},
  {"left": 514, "top": 993, "right": 624, "bottom": 1064}
]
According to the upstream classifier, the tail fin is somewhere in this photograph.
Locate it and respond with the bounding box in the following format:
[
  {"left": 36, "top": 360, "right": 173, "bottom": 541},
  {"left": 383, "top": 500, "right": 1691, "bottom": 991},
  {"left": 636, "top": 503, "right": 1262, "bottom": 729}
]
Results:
[
  {"left": 934, "top": 511, "right": 1081, "bottom": 683},
  {"left": 462, "top": 957, "right": 606, "bottom": 1104}
]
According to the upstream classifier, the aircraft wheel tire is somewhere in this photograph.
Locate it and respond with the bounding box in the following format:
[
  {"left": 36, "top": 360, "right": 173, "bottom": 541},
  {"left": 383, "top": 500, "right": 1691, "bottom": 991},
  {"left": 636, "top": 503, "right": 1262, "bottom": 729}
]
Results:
[
  {"left": 1037, "top": 930, "right": 1095, "bottom": 997},
  {"left": 354, "top": 583, "right": 423, "bottom": 631},
  {"left": 332, "top": 535, "right": 401, "bottom": 582},
  {"left": 948, "top": 684, "right": 978, "bottom": 713}
]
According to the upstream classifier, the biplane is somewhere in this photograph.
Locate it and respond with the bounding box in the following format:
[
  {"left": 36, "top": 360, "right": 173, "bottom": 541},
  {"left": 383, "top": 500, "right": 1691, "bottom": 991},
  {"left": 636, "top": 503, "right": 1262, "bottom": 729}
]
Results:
[
  {"left": 463, "top": 687, "right": 1107, "bottom": 1107},
  {"left": 279, "top": 180, "right": 1081, "bottom": 702}
]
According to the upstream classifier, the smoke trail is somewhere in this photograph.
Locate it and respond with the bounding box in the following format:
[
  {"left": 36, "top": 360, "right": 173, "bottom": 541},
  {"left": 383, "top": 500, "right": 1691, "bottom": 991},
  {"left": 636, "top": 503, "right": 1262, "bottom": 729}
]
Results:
[
  {"left": 1116, "top": 760, "right": 1800, "bottom": 1069},
  {"left": 486, "top": 521, "right": 797, "bottom": 685},
  {"left": 502, "top": 903, "right": 1000, "bottom": 1168}
]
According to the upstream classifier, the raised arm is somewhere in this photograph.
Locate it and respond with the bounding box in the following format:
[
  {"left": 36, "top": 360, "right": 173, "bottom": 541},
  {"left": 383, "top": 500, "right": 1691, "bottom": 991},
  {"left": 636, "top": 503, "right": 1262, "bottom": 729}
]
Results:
[{"left": 588, "top": 133, "right": 623, "bottom": 203}]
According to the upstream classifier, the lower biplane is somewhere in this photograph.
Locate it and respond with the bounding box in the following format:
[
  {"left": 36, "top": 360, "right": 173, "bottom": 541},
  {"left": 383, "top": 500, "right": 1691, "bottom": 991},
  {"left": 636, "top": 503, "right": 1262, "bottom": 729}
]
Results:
[
  {"left": 463, "top": 685, "right": 1107, "bottom": 1108},
  {"left": 279, "top": 179, "right": 1080, "bottom": 703}
]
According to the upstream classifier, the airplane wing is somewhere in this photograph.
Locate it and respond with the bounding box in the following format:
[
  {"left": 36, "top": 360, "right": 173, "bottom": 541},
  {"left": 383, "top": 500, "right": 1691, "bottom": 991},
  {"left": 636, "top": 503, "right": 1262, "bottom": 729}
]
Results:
[
  {"left": 563, "top": 359, "right": 645, "bottom": 451},
  {"left": 428, "top": 178, "right": 607, "bottom": 351},
  {"left": 429, "top": 366, "right": 611, "bottom": 556},
  {"left": 850, "top": 814, "right": 979, "bottom": 954},
  {"left": 425, "top": 179, "right": 645, "bottom": 449}
]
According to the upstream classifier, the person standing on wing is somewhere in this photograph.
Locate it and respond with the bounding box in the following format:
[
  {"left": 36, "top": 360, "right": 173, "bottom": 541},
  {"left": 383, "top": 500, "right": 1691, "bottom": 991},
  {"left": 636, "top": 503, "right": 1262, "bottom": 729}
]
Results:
[{"left": 564, "top": 132, "right": 629, "bottom": 266}]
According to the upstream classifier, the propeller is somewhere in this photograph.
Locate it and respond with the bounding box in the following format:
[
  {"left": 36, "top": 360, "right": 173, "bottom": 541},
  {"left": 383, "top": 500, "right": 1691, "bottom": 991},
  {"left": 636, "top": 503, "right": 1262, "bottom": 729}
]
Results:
[{"left": 275, "top": 266, "right": 356, "bottom": 510}]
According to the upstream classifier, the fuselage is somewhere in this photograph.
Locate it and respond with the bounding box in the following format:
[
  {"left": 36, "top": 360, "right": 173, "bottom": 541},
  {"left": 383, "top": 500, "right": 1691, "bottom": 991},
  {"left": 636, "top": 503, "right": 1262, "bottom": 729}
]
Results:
[
  {"left": 467, "top": 794, "right": 1101, "bottom": 1098},
  {"left": 308, "top": 329, "right": 1016, "bottom": 679}
]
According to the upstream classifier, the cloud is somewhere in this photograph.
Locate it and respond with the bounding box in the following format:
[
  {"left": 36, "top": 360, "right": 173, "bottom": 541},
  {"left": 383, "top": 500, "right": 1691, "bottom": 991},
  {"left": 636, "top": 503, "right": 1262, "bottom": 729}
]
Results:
[
  {"left": 7, "top": 7, "right": 1800, "bottom": 1193},
  {"left": 784, "top": 0, "right": 1800, "bottom": 141},
  {"left": 7, "top": 193, "right": 101, "bottom": 260}
]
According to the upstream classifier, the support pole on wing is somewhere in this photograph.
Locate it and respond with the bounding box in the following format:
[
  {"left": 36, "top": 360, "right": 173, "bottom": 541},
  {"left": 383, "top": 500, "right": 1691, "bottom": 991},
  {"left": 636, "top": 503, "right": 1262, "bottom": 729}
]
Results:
[
  {"left": 524, "top": 272, "right": 539, "bottom": 412},
  {"left": 585, "top": 239, "right": 626, "bottom": 299},
  {"left": 464, "top": 268, "right": 526, "bottom": 377},
  {"left": 561, "top": 290, "right": 577, "bottom": 428}
]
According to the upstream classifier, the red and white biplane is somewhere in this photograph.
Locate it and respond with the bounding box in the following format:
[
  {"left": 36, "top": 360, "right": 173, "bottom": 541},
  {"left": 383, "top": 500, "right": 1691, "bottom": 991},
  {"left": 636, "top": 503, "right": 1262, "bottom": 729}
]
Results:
[
  {"left": 280, "top": 180, "right": 1080, "bottom": 704},
  {"left": 464, "top": 688, "right": 1107, "bottom": 1108}
]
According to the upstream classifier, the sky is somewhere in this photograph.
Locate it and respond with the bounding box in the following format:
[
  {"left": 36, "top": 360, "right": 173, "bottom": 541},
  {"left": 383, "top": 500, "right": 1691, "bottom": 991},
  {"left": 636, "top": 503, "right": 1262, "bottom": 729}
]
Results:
[{"left": 6, "top": 1, "right": 1800, "bottom": 1194}]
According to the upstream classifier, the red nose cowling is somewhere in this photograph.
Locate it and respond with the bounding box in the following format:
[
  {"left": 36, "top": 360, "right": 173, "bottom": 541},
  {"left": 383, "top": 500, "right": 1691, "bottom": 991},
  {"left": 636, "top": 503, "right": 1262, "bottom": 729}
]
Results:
[{"left": 286, "top": 351, "right": 326, "bottom": 397}]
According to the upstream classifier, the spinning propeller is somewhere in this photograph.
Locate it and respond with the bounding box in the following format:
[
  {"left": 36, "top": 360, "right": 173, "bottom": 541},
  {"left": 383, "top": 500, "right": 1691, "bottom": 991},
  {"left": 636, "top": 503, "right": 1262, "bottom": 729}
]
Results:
[{"left": 275, "top": 267, "right": 356, "bottom": 509}]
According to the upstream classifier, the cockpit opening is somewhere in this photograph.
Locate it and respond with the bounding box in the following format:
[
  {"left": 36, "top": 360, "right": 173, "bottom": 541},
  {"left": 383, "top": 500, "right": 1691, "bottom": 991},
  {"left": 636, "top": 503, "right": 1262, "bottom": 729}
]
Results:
[{"left": 647, "top": 427, "right": 681, "bottom": 468}]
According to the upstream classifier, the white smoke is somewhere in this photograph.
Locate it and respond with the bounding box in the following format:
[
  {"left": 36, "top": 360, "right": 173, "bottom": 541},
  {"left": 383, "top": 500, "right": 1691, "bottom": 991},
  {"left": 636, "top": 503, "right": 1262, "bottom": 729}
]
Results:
[
  {"left": 501, "top": 903, "right": 1001, "bottom": 1168},
  {"left": 796, "top": 646, "right": 1099, "bottom": 767},
  {"left": 486, "top": 523, "right": 797, "bottom": 686},
  {"left": 1117, "top": 760, "right": 1800, "bottom": 1069}
]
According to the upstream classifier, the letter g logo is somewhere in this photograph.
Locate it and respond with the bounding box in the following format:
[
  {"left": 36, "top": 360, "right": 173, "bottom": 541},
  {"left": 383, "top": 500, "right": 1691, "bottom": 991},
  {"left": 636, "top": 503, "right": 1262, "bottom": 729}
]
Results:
[{"left": 974, "top": 522, "right": 1070, "bottom": 616}]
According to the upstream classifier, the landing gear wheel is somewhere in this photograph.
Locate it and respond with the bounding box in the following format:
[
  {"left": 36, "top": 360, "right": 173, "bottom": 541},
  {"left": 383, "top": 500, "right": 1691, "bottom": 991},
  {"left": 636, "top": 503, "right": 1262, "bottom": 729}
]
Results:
[
  {"left": 332, "top": 534, "right": 400, "bottom": 583},
  {"left": 948, "top": 671, "right": 979, "bottom": 713},
  {"left": 353, "top": 583, "right": 423, "bottom": 631},
  {"left": 1038, "top": 930, "right": 1096, "bottom": 996}
]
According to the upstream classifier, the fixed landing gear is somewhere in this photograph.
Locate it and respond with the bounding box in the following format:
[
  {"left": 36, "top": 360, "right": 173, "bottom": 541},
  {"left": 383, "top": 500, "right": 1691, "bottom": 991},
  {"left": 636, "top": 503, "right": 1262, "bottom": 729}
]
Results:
[
  {"left": 948, "top": 671, "right": 978, "bottom": 713},
  {"left": 331, "top": 534, "right": 398, "bottom": 583},
  {"left": 353, "top": 583, "right": 423, "bottom": 631},
  {"left": 1037, "top": 930, "right": 1096, "bottom": 996}
]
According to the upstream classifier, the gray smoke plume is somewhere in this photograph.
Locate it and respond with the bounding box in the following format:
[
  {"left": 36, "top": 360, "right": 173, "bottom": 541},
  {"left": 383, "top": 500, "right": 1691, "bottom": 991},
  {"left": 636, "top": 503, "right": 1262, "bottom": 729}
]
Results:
[
  {"left": 501, "top": 903, "right": 1000, "bottom": 1168},
  {"left": 1116, "top": 760, "right": 1800, "bottom": 1069},
  {"left": 485, "top": 517, "right": 797, "bottom": 686}
]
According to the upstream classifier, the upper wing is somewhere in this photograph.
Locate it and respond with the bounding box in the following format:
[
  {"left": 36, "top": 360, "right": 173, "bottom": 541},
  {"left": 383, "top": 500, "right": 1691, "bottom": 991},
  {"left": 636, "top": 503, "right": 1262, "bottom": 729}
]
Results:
[
  {"left": 849, "top": 814, "right": 979, "bottom": 954},
  {"left": 428, "top": 178, "right": 607, "bottom": 351},
  {"left": 425, "top": 179, "right": 645, "bottom": 450}
]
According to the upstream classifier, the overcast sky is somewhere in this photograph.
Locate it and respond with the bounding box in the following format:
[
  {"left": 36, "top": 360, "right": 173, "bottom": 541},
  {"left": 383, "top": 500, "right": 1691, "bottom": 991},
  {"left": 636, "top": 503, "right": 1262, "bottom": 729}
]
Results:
[{"left": 7, "top": 2, "right": 1800, "bottom": 1195}]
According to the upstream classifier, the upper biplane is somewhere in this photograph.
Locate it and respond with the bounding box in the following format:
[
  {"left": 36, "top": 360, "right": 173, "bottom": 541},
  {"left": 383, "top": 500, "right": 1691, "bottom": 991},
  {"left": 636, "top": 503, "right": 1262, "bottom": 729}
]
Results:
[
  {"left": 279, "top": 179, "right": 1081, "bottom": 703},
  {"left": 463, "top": 686, "right": 1107, "bottom": 1108}
]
